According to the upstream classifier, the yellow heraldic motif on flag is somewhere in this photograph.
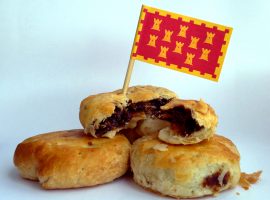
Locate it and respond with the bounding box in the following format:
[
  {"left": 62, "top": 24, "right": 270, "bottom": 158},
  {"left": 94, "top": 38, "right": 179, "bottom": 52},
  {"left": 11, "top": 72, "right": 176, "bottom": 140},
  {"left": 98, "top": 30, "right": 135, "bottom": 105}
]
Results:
[
  {"left": 184, "top": 53, "right": 195, "bottom": 65},
  {"left": 200, "top": 48, "right": 211, "bottom": 61},
  {"left": 189, "top": 37, "right": 200, "bottom": 49},
  {"left": 162, "top": 30, "right": 173, "bottom": 42},
  {"left": 173, "top": 41, "right": 184, "bottom": 54},
  {"left": 178, "top": 25, "right": 189, "bottom": 38},
  {"left": 130, "top": 5, "right": 233, "bottom": 82},
  {"left": 151, "top": 18, "right": 162, "bottom": 31},
  {"left": 158, "top": 46, "right": 169, "bottom": 58},
  {"left": 147, "top": 34, "right": 158, "bottom": 47},
  {"left": 204, "top": 32, "right": 215, "bottom": 45}
]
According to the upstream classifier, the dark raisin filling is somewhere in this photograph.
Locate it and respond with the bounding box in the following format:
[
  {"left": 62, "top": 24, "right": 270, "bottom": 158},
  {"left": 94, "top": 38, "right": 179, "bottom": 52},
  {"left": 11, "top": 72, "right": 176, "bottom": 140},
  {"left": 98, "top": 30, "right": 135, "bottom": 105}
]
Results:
[
  {"left": 157, "top": 106, "right": 202, "bottom": 136},
  {"left": 202, "top": 171, "right": 230, "bottom": 192},
  {"left": 96, "top": 107, "right": 132, "bottom": 135},
  {"left": 95, "top": 98, "right": 203, "bottom": 136},
  {"left": 128, "top": 98, "right": 170, "bottom": 116},
  {"left": 223, "top": 171, "right": 230, "bottom": 185}
]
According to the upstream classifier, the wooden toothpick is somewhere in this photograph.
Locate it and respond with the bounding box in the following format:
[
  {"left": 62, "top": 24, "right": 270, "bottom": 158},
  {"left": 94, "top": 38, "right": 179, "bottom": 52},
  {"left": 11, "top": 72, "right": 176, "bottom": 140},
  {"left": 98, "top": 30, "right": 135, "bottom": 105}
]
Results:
[
  {"left": 122, "top": 58, "right": 135, "bottom": 95},
  {"left": 122, "top": 5, "right": 145, "bottom": 95}
]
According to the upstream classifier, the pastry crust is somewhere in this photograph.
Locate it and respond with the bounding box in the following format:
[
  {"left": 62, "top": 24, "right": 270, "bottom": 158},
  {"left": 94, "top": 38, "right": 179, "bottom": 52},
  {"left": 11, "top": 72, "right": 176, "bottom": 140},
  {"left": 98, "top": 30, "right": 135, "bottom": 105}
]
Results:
[
  {"left": 130, "top": 135, "right": 240, "bottom": 198},
  {"left": 114, "top": 85, "right": 177, "bottom": 103},
  {"left": 135, "top": 118, "right": 170, "bottom": 137},
  {"left": 13, "top": 129, "right": 131, "bottom": 189},
  {"left": 158, "top": 99, "right": 218, "bottom": 144},
  {"left": 79, "top": 92, "right": 128, "bottom": 135},
  {"left": 80, "top": 85, "right": 217, "bottom": 145},
  {"left": 79, "top": 85, "right": 177, "bottom": 137},
  {"left": 161, "top": 99, "right": 217, "bottom": 130}
]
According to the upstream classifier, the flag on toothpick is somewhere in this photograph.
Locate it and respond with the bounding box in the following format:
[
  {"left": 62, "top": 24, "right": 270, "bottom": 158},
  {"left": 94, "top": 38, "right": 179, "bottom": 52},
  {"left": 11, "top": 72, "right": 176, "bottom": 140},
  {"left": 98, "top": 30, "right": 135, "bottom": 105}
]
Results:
[{"left": 131, "top": 5, "right": 232, "bottom": 81}]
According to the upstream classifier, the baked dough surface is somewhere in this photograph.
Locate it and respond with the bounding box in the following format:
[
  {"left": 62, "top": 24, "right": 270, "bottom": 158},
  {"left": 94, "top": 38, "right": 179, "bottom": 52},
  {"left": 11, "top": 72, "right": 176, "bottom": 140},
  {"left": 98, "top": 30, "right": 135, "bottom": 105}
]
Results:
[
  {"left": 14, "top": 129, "right": 131, "bottom": 189},
  {"left": 158, "top": 99, "right": 218, "bottom": 144},
  {"left": 130, "top": 134, "right": 240, "bottom": 198},
  {"left": 79, "top": 85, "right": 177, "bottom": 137},
  {"left": 114, "top": 85, "right": 177, "bottom": 103}
]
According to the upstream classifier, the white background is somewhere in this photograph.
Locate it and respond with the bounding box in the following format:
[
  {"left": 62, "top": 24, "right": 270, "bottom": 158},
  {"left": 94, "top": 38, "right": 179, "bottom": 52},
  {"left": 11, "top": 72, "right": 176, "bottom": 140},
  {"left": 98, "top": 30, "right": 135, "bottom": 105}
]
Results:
[{"left": 1, "top": 0, "right": 270, "bottom": 199}]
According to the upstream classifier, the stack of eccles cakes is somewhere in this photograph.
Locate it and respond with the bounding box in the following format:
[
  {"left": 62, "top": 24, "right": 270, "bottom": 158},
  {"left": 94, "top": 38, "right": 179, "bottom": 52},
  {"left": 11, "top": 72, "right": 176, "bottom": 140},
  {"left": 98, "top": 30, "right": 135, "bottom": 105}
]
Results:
[{"left": 14, "top": 85, "right": 242, "bottom": 198}]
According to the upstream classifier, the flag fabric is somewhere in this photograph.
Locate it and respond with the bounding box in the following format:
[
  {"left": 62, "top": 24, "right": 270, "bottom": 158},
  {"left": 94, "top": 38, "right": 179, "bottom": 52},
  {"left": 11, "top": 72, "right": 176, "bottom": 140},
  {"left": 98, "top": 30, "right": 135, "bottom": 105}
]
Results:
[{"left": 131, "top": 5, "right": 233, "bottom": 81}]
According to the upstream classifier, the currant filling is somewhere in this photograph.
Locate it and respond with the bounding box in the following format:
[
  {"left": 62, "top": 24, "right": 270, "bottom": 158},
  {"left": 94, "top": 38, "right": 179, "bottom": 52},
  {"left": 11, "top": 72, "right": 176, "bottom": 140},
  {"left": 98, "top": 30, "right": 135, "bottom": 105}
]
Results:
[{"left": 95, "top": 98, "right": 203, "bottom": 136}]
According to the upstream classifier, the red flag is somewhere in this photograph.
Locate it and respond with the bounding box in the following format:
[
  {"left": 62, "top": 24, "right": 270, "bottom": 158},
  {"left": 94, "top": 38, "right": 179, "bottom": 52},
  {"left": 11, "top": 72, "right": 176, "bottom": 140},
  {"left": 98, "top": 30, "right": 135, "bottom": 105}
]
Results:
[{"left": 131, "top": 5, "right": 233, "bottom": 81}]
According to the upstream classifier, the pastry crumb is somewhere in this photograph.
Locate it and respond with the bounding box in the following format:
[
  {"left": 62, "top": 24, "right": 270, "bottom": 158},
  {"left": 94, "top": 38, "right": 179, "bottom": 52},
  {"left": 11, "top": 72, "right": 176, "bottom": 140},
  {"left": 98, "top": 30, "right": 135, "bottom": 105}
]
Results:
[
  {"left": 152, "top": 144, "right": 168, "bottom": 151},
  {"left": 239, "top": 170, "right": 262, "bottom": 190},
  {"left": 236, "top": 192, "right": 240, "bottom": 195}
]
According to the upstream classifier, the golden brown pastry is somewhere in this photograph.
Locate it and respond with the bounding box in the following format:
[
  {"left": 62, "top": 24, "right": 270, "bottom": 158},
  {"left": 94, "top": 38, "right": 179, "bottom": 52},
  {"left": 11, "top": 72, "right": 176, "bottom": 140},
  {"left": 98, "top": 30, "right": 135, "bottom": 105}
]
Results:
[
  {"left": 157, "top": 99, "right": 218, "bottom": 144},
  {"left": 13, "top": 129, "right": 131, "bottom": 189},
  {"left": 80, "top": 85, "right": 217, "bottom": 145},
  {"left": 135, "top": 99, "right": 217, "bottom": 144},
  {"left": 130, "top": 135, "right": 240, "bottom": 198},
  {"left": 135, "top": 118, "right": 171, "bottom": 137},
  {"left": 79, "top": 85, "right": 177, "bottom": 138},
  {"left": 113, "top": 85, "right": 177, "bottom": 103}
]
